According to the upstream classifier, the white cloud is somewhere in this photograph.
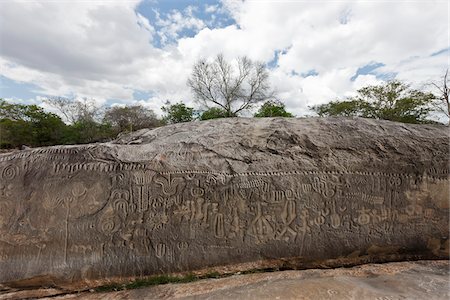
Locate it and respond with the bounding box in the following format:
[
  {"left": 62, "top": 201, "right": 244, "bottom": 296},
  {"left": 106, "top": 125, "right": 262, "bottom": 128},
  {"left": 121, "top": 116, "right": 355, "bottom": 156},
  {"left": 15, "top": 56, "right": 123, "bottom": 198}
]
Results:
[
  {"left": 213, "top": 0, "right": 448, "bottom": 115},
  {"left": 205, "top": 4, "right": 219, "bottom": 14},
  {"left": 0, "top": 0, "right": 448, "bottom": 120},
  {"left": 0, "top": 0, "right": 160, "bottom": 100},
  {"left": 154, "top": 6, "right": 205, "bottom": 45}
]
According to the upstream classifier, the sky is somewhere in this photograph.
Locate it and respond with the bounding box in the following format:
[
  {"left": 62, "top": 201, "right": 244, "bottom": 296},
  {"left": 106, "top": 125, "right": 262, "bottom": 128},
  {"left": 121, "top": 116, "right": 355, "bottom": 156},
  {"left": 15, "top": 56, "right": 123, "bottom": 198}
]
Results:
[{"left": 0, "top": 0, "right": 448, "bottom": 118}]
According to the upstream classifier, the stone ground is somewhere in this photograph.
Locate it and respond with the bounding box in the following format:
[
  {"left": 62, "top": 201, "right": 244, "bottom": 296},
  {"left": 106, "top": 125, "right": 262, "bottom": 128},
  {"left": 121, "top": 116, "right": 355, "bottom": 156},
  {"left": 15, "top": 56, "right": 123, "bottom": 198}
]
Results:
[{"left": 1, "top": 260, "right": 448, "bottom": 300}]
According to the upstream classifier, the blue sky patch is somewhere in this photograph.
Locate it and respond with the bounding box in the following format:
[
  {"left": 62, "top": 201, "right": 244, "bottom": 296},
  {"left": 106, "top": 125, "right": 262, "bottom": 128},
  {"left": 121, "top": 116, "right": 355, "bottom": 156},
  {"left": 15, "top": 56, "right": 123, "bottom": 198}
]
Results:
[
  {"left": 267, "top": 50, "right": 281, "bottom": 69},
  {"left": 430, "top": 47, "right": 449, "bottom": 57},
  {"left": 136, "top": 0, "right": 234, "bottom": 47},
  {"left": 339, "top": 7, "right": 352, "bottom": 25},
  {"left": 133, "top": 89, "right": 154, "bottom": 101},
  {"left": 0, "top": 76, "right": 42, "bottom": 101},
  {"left": 301, "top": 69, "right": 319, "bottom": 78},
  {"left": 375, "top": 72, "right": 397, "bottom": 81},
  {"left": 351, "top": 62, "right": 385, "bottom": 81}
]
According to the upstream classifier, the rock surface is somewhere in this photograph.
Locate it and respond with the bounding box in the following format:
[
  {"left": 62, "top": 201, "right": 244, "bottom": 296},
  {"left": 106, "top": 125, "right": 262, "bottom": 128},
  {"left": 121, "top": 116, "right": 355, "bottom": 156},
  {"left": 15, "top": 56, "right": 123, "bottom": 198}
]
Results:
[
  {"left": 0, "top": 117, "right": 448, "bottom": 287},
  {"left": 1, "top": 260, "right": 448, "bottom": 299}
]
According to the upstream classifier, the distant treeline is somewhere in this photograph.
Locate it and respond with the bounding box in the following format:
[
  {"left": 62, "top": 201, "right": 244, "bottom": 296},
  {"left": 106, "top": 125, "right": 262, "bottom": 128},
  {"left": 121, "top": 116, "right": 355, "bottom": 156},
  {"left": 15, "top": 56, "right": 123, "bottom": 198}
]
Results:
[
  {"left": 0, "top": 97, "right": 293, "bottom": 149},
  {"left": 1, "top": 72, "right": 448, "bottom": 149}
]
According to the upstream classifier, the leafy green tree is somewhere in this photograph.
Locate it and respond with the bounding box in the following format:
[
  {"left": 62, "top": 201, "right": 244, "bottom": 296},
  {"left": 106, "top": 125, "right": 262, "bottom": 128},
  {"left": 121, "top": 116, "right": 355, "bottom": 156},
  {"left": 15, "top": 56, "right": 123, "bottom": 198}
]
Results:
[
  {"left": 43, "top": 96, "right": 115, "bottom": 143},
  {"left": 161, "top": 101, "right": 194, "bottom": 123},
  {"left": 65, "top": 120, "right": 114, "bottom": 144},
  {"left": 200, "top": 107, "right": 230, "bottom": 120},
  {"left": 254, "top": 100, "right": 294, "bottom": 117},
  {"left": 310, "top": 80, "right": 436, "bottom": 124},
  {"left": 0, "top": 99, "right": 68, "bottom": 148}
]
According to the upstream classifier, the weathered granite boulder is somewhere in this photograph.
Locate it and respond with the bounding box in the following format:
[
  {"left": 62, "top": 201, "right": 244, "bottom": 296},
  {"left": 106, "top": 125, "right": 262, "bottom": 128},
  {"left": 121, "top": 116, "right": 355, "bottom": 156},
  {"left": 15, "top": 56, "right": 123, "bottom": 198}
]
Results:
[{"left": 0, "top": 117, "right": 448, "bottom": 287}]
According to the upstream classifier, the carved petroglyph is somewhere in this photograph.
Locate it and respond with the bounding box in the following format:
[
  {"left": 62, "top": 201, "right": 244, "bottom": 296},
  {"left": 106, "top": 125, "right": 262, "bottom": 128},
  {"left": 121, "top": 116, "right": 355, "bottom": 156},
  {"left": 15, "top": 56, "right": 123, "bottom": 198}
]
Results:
[
  {"left": 154, "top": 243, "right": 166, "bottom": 259},
  {"left": 248, "top": 202, "right": 275, "bottom": 243},
  {"left": 206, "top": 173, "right": 226, "bottom": 185},
  {"left": 312, "top": 176, "right": 336, "bottom": 198},
  {"left": 0, "top": 118, "right": 448, "bottom": 285},
  {"left": 112, "top": 190, "right": 132, "bottom": 218},
  {"left": 154, "top": 174, "right": 185, "bottom": 196},
  {"left": 214, "top": 213, "right": 225, "bottom": 238},
  {"left": 1, "top": 164, "right": 19, "bottom": 180},
  {"left": 276, "top": 200, "right": 297, "bottom": 241},
  {"left": 98, "top": 207, "right": 121, "bottom": 236}
]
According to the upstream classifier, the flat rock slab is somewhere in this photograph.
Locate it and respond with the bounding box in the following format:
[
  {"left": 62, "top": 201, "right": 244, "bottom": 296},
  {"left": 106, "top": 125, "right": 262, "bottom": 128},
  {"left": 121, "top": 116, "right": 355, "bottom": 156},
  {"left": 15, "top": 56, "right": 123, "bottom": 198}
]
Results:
[
  {"left": 0, "top": 117, "right": 448, "bottom": 286},
  {"left": 14, "top": 260, "right": 446, "bottom": 300}
]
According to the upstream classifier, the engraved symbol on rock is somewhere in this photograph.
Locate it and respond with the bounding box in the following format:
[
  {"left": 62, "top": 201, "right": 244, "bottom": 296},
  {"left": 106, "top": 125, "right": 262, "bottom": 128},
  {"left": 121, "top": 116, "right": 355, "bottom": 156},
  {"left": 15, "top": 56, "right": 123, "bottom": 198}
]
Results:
[
  {"left": 313, "top": 208, "right": 330, "bottom": 227},
  {"left": 285, "top": 189, "right": 295, "bottom": 200},
  {"left": 206, "top": 173, "right": 226, "bottom": 185},
  {"left": 133, "top": 171, "right": 154, "bottom": 213},
  {"left": 154, "top": 174, "right": 184, "bottom": 196},
  {"left": 99, "top": 209, "right": 120, "bottom": 235},
  {"left": 191, "top": 186, "right": 205, "bottom": 198},
  {"left": 133, "top": 171, "right": 154, "bottom": 185},
  {"left": 301, "top": 184, "right": 313, "bottom": 194},
  {"left": 1, "top": 164, "right": 19, "bottom": 180},
  {"left": 270, "top": 190, "right": 285, "bottom": 203},
  {"left": 44, "top": 181, "right": 106, "bottom": 218},
  {"left": 355, "top": 208, "right": 371, "bottom": 225},
  {"left": 145, "top": 210, "right": 169, "bottom": 231},
  {"left": 330, "top": 213, "right": 341, "bottom": 229},
  {"left": 195, "top": 198, "right": 205, "bottom": 221},
  {"left": 388, "top": 176, "right": 401, "bottom": 187},
  {"left": 111, "top": 173, "right": 125, "bottom": 186},
  {"left": 177, "top": 241, "right": 189, "bottom": 250},
  {"left": 155, "top": 243, "right": 166, "bottom": 259},
  {"left": 62, "top": 183, "right": 88, "bottom": 263},
  {"left": 297, "top": 209, "right": 312, "bottom": 255},
  {"left": 424, "top": 208, "right": 434, "bottom": 218},
  {"left": 112, "top": 190, "right": 131, "bottom": 218},
  {"left": 0, "top": 183, "right": 12, "bottom": 198},
  {"left": 186, "top": 186, "right": 210, "bottom": 225},
  {"left": 330, "top": 201, "right": 344, "bottom": 229},
  {"left": 248, "top": 202, "right": 274, "bottom": 242},
  {"left": 214, "top": 213, "right": 225, "bottom": 238},
  {"left": 141, "top": 237, "right": 152, "bottom": 254},
  {"left": 72, "top": 182, "right": 87, "bottom": 197},
  {"left": 276, "top": 200, "right": 297, "bottom": 241},
  {"left": 312, "top": 177, "right": 335, "bottom": 198},
  {"left": 228, "top": 207, "right": 245, "bottom": 240}
]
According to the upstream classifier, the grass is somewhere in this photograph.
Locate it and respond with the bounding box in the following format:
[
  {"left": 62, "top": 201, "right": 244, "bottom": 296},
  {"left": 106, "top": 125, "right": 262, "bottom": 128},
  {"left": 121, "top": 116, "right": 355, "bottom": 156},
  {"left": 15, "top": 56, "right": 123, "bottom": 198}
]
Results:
[
  {"left": 93, "top": 267, "right": 290, "bottom": 293},
  {"left": 94, "top": 272, "right": 222, "bottom": 292}
]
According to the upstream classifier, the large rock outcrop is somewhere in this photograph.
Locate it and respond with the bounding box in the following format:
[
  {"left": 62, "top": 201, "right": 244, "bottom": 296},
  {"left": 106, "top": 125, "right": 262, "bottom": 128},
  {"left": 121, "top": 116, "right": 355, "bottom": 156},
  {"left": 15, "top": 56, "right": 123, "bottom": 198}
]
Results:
[{"left": 0, "top": 117, "right": 448, "bottom": 287}]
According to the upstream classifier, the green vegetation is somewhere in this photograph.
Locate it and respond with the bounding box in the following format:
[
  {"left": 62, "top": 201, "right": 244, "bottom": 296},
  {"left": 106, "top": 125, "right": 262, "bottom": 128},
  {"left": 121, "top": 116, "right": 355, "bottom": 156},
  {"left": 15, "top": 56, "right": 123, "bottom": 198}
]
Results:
[
  {"left": 0, "top": 99, "right": 68, "bottom": 148},
  {"left": 94, "top": 272, "right": 222, "bottom": 292},
  {"left": 310, "top": 80, "right": 436, "bottom": 124},
  {"left": 161, "top": 101, "right": 195, "bottom": 123},
  {"left": 103, "top": 105, "right": 164, "bottom": 134},
  {"left": 254, "top": 100, "right": 294, "bottom": 117},
  {"left": 93, "top": 267, "right": 289, "bottom": 293},
  {"left": 1, "top": 74, "right": 447, "bottom": 150},
  {"left": 0, "top": 99, "right": 165, "bottom": 149},
  {"left": 200, "top": 107, "right": 230, "bottom": 120}
]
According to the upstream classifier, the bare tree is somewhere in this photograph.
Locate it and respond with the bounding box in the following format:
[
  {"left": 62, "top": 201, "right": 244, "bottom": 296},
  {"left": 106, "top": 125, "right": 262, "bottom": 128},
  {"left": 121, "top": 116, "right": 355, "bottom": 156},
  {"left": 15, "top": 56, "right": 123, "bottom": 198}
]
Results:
[
  {"left": 188, "top": 54, "right": 274, "bottom": 117},
  {"left": 43, "top": 97, "right": 104, "bottom": 124},
  {"left": 429, "top": 69, "right": 450, "bottom": 124},
  {"left": 103, "top": 105, "right": 163, "bottom": 133}
]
